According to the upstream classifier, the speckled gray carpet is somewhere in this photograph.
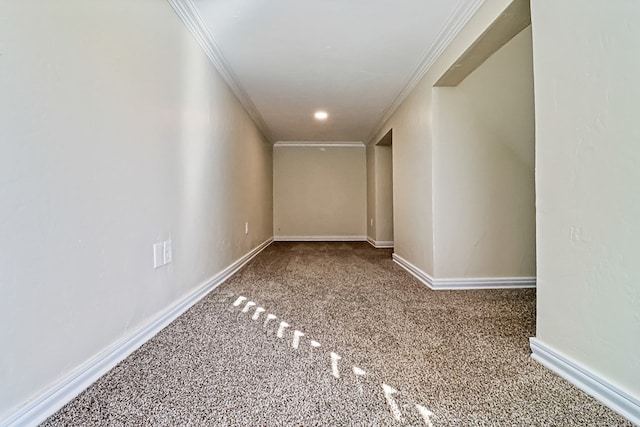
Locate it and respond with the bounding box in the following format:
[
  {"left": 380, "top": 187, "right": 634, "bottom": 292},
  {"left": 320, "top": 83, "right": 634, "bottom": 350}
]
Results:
[{"left": 43, "top": 242, "right": 631, "bottom": 426}]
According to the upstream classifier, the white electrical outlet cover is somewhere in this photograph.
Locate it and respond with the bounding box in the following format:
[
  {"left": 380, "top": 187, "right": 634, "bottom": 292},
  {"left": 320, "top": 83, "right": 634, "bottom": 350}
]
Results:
[
  {"left": 163, "top": 240, "right": 172, "bottom": 264},
  {"left": 153, "top": 242, "right": 164, "bottom": 268}
]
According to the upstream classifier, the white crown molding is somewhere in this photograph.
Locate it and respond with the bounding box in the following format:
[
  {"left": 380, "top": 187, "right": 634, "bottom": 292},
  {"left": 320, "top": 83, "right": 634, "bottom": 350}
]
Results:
[
  {"left": 274, "top": 141, "right": 365, "bottom": 148},
  {"left": 167, "top": 0, "right": 273, "bottom": 143},
  {"left": 274, "top": 235, "right": 367, "bottom": 242},
  {"left": 1, "top": 238, "right": 274, "bottom": 427},
  {"left": 530, "top": 338, "right": 640, "bottom": 425},
  {"left": 169, "top": 0, "right": 485, "bottom": 146},
  {"left": 392, "top": 253, "right": 535, "bottom": 290},
  {"left": 367, "top": 237, "right": 394, "bottom": 249},
  {"left": 365, "top": 0, "right": 486, "bottom": 144}
]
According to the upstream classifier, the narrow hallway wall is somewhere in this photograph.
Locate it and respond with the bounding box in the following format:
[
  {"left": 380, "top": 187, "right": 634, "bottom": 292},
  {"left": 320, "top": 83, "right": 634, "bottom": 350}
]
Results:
[{"left": 0, "top": 1, "right": 273, "bottom": 421}]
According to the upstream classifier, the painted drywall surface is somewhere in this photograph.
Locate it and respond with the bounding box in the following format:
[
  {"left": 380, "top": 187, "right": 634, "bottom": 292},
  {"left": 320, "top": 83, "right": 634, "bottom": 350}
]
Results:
[
  {"left": 0, "top": 0, "right": 272, "bottom": 419},
  {"left": 366, "top": 144, "right": 377, "bottom": 240},
  {"left": 432, "top": 27, "right": 535, "bottom": 278},
  {"left": 273, "top": 146, "right": 366, "bottom": 238},
  {"left": 374, "top": 146, "right": 394, "bottom": 243},
  {"left": 532, "top": 0, "right": 640, "bottom": 398},
  {"left": 368, "top": 0, "right": 513, "bottom": 276},
  {"left": 371, "top": 87, "right": 434, "bottom": 272}
]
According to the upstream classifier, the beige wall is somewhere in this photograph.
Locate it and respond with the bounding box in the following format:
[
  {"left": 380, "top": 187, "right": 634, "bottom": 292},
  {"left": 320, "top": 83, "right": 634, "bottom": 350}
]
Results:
[
  {"left": 369, "top": 0, "right": 514, "bottom": 276},
  {"left": 532, "top": 0, "right": 640, "bottom": 402},
  {"left": 432, "top": 26, "right": 535, "bottom": 278},
  {"left": 0, "top": 0, "right": 273, "bottom": 420},
  {"left": 273, "top": 145, "right": 366, "bottom": 239},
  {"left": 366, "top": 144, "right": 377, "bottom": 240},
  {"left": 374, "top": 146, "right": 394, "bottom": 244}
]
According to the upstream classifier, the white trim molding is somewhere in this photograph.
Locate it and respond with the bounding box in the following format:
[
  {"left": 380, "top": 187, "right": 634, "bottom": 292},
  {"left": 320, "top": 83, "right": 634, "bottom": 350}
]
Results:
[
  {"left": 1, "top": 238, "right": 274, "bottom": 427},
  {"left": 166, "top": 0, "right": 273, "bottom": 142},
  {"left": 433, "top": 276, "right": 536, "bottom": 289},
  {"left": 392, "top": 253, "right": 536, "bottom": 290},
  {"left": 274, "top": 235, "right": 367, "bottom": 242},
  {"left": 274, "top": 141, "right": 365, "bottom": 148},
  {"left": 530, "top": 338, "right": 640, "bottom": 425},
  {"left": 393, "top": 253, "right": 435, "bottom": 288},
  {"left": 366, "top": 0, "right": 486, "bottom": 144},
  {"left": 367, "top": 237, "right": 394, "bottom": 249}
]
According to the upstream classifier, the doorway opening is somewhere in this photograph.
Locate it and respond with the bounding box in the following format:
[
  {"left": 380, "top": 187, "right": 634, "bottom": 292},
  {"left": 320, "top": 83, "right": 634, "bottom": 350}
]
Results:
[
  {"left": 367, "top": 129, "right": 394, "bottom": 249},
  {"left": 375, "top": 130, "right": 393, "bottom": 248}
]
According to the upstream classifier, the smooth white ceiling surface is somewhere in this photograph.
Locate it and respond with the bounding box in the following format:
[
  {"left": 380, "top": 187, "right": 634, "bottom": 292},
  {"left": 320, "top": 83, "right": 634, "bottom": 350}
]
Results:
[{"left": 187, "top": 0, "right": 482, "bottom": 142}]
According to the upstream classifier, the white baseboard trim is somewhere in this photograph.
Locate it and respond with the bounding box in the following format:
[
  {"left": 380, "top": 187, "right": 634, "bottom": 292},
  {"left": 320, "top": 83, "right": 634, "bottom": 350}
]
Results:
[
  {"left": 392, "top": 253, "right": 435, "bottom": 288},
  {"left": 366, "top": 237, "right": 394, "bottom": 248},
  {"left": 433, "top": 276, "right": 536, "bottom": 289},
  {"left": 1, "top": 237, "right": 273, "bottom": 427},
  {"left": 530, "top": 338, "right": 640, "bottom": 425},
  {"left": 273, "top": 235, "right": 367, "bottom": 242},
  {"left": 392, "top": 253, "right": 536, "bottom": 290}
]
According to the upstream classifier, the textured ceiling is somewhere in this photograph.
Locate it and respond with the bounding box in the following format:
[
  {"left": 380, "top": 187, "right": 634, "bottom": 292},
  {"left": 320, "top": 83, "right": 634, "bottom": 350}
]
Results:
[{"left": 174, "top": 0, "right": 485, "bottom": 143}]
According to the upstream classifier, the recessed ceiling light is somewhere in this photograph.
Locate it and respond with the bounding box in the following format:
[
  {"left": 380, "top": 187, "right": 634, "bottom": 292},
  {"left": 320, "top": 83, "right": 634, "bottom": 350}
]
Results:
[{"left": 314, "top": 111, "right": 328, "bottom": 120}]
